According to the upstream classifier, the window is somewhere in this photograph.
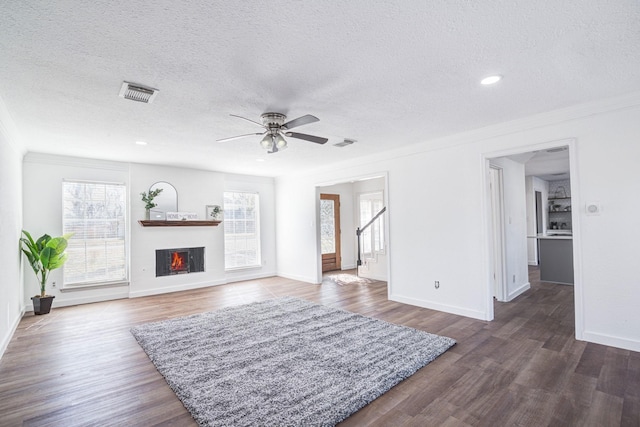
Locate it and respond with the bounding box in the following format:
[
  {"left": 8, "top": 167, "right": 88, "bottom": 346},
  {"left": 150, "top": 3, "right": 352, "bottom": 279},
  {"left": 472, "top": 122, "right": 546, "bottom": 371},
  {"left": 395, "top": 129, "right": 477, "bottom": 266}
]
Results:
[
  {"left": 223, "top": 191, "right": 261, "bottom": 269},
  {"left": 359, "top": 192, "right": 385, "bottom": 256},
  {"left": 62, "top": 180, "right": 127, "bottom": 286}
]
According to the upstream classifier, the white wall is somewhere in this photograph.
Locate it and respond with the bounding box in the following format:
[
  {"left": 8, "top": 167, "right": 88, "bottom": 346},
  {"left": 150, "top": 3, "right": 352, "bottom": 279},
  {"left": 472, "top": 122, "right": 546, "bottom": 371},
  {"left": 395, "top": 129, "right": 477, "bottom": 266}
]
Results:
[
  {"left": 21, "top": 155, "right": 277, "bottom": 307},
  {"left": 129, "top": 163, "right": 227, "bottom": 297},
  {"left": 0, "top": 105, "right": 24, "bottom": 359},
  {"left": 276, "top": 177, "right": 320, "bottom": 283},
  {"left": 275, "top": 96, "right": 640, "bottom": 352},
  {"left": 490, "top": 158, "right": 529, "bottom": 301},
  {"left": 22, "top": 154, "right": 133, "bottom": 308}
]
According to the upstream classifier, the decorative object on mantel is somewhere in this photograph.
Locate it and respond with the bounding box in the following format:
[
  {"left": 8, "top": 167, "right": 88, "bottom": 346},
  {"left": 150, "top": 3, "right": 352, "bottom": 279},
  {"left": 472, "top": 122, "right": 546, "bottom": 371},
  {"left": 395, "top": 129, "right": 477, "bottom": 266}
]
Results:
[
  {"left": 140, "top": 187, "right": 163, "bottom": 220},
  {"left": 206, "top": 205, "right": 223, "bottom": 221},
  {"left": 19, "top": 230, "right": 72, "bottom": 315},
  {"left": 147, "top": 181, "right": 178, "bottom": 220},
  {"left": 166, "top": 212, "right": 198, "bottom": 221}
]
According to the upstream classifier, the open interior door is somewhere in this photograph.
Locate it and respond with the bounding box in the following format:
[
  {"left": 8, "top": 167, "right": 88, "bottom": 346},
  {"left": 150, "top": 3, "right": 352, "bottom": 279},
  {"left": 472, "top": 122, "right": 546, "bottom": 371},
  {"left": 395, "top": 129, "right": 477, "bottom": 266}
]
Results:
[{"left": 320, "top": 193, "right": 341, "bottom": 272}]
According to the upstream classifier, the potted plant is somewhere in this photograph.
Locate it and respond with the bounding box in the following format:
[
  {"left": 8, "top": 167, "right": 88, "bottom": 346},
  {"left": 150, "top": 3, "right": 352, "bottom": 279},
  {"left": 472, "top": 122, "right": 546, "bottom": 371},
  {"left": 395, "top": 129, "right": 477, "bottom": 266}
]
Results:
[
  {"left": 20, "top": 230, "right": 72, "bottom": 315},
  {"left": 140, "top": 188, "right": 163, "bottom": 220}
]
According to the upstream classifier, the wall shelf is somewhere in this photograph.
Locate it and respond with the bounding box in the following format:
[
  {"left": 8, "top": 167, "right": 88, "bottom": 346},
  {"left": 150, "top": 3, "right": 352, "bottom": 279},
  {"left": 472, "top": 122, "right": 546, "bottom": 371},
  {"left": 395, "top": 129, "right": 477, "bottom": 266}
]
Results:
[{"left": 138, "top": 220, "right": 221, "bottom": 227}]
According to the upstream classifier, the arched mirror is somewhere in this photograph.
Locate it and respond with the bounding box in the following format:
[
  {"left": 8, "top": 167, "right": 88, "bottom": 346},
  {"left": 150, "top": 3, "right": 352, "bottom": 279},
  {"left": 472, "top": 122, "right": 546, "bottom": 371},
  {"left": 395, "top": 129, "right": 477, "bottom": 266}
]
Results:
[{"left": 149, "top": 181, "right": 178, "bottom": 220}]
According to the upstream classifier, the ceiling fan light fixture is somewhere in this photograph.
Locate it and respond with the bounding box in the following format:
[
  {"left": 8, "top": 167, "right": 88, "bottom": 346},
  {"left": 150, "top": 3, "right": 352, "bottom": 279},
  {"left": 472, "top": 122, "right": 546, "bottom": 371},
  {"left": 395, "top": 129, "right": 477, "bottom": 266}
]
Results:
[
  {"left": 220, "top": 112, "right": 327, "bottom": 152},
  {"left": 260, "top": 134, "right": 274, "bottom": 149},
  {"left": 275, "top": 133, "right": 287, "bottom": 149}
]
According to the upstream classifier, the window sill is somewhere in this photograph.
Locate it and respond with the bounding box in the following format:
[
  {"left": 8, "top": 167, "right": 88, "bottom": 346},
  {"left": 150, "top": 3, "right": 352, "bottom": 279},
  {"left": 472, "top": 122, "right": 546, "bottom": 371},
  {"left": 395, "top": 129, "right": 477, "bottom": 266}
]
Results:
[{"left": 61, "top": 281, "right": 129, "bottom": 292}]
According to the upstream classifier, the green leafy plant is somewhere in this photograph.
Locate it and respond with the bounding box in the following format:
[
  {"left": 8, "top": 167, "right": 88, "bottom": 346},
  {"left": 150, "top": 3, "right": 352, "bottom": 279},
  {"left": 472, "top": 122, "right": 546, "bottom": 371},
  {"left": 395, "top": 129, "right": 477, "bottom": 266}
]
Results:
[
  {"left": 140, "top": 188, "right": 163, "bottom": 210},
  {"left": 20, "top": 230, "right": 73, "bottom": 297},
  {"left": 209, "top": 205, "right": 223, "bottom": 219}
]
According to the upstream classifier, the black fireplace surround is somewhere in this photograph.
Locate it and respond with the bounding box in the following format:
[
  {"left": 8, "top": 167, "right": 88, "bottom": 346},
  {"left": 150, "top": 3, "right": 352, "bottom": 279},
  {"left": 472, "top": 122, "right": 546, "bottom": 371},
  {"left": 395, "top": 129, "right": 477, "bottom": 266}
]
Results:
[{"left": 156, "top": 247, "right": 205, "bottom": 277}]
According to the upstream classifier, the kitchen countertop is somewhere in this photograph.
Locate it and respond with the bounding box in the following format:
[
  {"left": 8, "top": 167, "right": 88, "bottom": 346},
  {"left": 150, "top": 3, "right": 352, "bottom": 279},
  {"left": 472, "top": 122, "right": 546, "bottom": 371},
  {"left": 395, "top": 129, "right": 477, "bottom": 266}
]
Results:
[{"left": 527, "top": 233, "right": 573, "bottom": 240}]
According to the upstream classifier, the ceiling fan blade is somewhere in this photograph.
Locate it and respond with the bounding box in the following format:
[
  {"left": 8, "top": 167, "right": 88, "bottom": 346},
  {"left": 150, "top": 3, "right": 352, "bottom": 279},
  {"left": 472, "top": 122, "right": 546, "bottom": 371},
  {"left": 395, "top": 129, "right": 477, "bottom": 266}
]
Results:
[
  {"left": 230, "top": 114, "right": 265, "bottom": 128},
  {"left": 285, "top": 132, "right": 328, "bottom": 144},
  {"left": 282, "top": 114, "right": 319, "bottom": 130},
  {"left": 217, "top": 132, "right": 264, "bottom": 142}
]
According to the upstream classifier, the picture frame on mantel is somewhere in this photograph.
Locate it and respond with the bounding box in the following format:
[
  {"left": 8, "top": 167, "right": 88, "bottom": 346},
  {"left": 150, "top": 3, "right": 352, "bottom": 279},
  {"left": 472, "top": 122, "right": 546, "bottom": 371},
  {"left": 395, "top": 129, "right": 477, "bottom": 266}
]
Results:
[{"left": 206, "top": 205, "right": 223, "bottom": 221}]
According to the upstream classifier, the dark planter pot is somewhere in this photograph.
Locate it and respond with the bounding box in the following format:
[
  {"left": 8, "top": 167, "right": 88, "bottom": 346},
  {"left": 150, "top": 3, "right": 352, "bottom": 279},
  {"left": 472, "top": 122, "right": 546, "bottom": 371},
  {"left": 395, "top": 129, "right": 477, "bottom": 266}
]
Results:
[{"left": 31, "top": 295, "right": 55, "bottom": 315}]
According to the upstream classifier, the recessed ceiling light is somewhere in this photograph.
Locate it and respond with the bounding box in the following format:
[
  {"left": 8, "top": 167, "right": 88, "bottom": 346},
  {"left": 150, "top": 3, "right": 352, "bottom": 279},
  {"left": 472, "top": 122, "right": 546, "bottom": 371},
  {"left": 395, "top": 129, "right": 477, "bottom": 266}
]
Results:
[
  {"left": 480, "top": 75, "right": 502, "bottom": 85},
  {"left": 256, "top": 158, "right": 265, "bottom": 162},
  {"left": 135, "top": 141, "right": 148, "bottom": 146}
]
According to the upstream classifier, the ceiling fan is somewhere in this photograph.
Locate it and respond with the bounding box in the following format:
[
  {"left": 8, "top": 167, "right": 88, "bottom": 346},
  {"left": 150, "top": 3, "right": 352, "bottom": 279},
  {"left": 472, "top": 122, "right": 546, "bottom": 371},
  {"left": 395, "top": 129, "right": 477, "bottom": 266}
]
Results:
[{"left": 217, "top": 112, "right": 328, "bottom": 153}]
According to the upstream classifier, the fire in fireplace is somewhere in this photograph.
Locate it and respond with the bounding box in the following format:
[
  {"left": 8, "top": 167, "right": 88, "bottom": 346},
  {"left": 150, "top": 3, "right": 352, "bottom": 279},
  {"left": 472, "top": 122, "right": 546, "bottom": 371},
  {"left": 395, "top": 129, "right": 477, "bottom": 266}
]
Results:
[
  {"left": 156, "top": 247, "right": 205, "bottom": 277},
  {"left": 170, "top": 251, "right": 189, "bottom": 273}
]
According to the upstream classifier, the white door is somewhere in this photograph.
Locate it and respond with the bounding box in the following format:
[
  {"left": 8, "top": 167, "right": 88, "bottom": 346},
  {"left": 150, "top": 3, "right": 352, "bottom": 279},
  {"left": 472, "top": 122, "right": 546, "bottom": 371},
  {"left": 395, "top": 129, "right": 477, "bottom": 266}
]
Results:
[{"left": 489, "top": 166, "right": 506, "bottom": 301}]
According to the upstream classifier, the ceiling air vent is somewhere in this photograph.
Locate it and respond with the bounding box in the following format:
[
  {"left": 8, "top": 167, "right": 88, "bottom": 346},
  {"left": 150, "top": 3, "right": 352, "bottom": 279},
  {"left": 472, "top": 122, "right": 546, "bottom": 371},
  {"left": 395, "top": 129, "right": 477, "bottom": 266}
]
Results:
[
  {"left": 334, "top": 139, "right": 356, "bottom": 147},
  {"left": 119, "top": 82, "right": 159, "bottom": 104}
]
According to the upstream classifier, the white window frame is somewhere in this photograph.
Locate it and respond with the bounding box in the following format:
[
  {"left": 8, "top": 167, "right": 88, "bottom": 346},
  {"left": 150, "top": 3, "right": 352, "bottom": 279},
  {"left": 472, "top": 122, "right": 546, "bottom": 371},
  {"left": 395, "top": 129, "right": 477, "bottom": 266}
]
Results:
[
  {"left": 62, "top": 179, "right": 128, "bottom": 288},
  {"left": 358, "top": 191, "right": 385, "bottom": 256},
  {"left": 223, "top": 191, "right": 262, "bottom": 270}
]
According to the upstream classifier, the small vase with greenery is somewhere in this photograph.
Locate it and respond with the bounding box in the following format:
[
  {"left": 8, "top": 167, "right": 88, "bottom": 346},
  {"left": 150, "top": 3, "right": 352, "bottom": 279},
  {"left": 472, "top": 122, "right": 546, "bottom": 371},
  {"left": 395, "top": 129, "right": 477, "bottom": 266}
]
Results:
[
  {"left": 20, "top": 230, "right": 72, "bottom": 314},
  {"left": 209, "top": 205, "right": 223, "bottom": 220},
  {"left": 140, "top": 188, "right": 163, "bottom": 219}
]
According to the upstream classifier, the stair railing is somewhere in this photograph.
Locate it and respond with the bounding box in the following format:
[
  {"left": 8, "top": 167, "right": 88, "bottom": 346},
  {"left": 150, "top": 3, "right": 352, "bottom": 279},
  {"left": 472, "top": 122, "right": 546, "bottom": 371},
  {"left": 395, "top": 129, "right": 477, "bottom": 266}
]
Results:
[{"left": 356, "top": 206, "right": 386, "bottom": 276}]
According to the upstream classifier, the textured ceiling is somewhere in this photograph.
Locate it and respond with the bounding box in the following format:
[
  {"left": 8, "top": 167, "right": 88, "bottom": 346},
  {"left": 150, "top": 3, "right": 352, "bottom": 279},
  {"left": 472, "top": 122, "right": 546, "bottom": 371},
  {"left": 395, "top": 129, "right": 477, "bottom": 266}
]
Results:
[{"left": 1, "top": 1, "right": 639, "bottom": 177}]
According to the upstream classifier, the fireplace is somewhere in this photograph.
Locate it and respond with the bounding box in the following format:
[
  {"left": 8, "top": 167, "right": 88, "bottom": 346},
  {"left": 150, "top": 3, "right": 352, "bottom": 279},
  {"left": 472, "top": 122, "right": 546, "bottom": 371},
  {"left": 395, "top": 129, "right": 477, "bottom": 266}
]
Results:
[{"left": 156, "top": 247, "right": 205, "bottom": 277}]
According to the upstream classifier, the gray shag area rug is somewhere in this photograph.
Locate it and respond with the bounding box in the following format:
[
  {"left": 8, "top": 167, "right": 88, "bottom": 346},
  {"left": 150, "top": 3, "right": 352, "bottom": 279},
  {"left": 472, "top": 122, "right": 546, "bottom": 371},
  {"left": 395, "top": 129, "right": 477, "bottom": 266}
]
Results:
[{"left": 131, "top": 297, "right": 456, "bottom": 427}]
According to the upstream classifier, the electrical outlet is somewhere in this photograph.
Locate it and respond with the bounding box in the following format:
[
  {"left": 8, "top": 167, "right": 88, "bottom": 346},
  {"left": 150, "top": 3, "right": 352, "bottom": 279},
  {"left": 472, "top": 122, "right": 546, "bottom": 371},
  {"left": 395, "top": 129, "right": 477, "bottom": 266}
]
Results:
[
  {"left": 51, "top": 281, "right": 56, "bottom": 288},
  {"left": 434, "top": 280, "right": 440, "bottom": 289}
]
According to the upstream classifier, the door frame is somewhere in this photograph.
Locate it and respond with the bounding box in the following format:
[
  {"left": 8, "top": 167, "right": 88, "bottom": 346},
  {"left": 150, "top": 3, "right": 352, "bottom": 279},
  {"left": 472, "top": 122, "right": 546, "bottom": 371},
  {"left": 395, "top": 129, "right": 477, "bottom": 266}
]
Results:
[
  {"left": 320, "top": 193, "right": 341, "bottom": 272},
  {"left": 489, "top": 165, "right": 507, "bottom": 302},
  {"left": 314, "top": 172, "right": 390, "bottom": 290},
  {"left": 481, "top": 138, "right": 583, "bottom": 340}
]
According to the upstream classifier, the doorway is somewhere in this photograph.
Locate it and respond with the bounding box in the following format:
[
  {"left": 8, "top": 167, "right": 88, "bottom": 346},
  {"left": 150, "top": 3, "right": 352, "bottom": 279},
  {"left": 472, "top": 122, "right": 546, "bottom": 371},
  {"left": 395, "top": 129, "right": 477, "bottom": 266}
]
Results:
[
  {"left": 315, "top": 175, "right": 389, "bottom": 285},
  {"left": 484, "top": 139, "right": 582, "bottom": 339},
  {"left": 320, "top": 193, "right": 341, "bottom": 272}
]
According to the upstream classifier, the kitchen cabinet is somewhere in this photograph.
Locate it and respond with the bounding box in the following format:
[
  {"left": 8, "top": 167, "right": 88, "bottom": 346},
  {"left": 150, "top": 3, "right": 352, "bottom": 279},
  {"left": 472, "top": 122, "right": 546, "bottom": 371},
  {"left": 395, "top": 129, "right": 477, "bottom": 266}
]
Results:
[{"left": 538, "top": 236, "right": 574, "bottom": 284}]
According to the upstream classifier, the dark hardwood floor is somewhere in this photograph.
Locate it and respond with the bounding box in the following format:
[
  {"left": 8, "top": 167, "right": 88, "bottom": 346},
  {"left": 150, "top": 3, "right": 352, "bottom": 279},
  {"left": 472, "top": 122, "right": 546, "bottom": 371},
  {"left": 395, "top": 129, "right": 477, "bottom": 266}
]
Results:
[{"left": 1, "top": 268, "right": 638, "bottom": 426}]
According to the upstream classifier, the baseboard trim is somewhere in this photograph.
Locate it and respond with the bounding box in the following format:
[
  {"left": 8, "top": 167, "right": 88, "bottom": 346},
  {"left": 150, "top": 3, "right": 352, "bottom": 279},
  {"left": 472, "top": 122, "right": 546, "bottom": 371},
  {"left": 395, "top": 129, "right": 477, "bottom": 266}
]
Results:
[
  {"left": 389, "top": 294, "right": 489, "bottom": 321},
  {"left": 582, "top": 330, "right": 640, "bottom": 352},
  {"left": 0, "top": 307, "right": 25, "bottom": 361},
  {"left": 507, "top": 282, "right": 531, "bottom": 301},
  {"left": 225, "top": 271, "right": 277, "bottom": 284},
  {"left": 358, "top": 272, "right": 387, "bottom": 281},
  {"left": 128, "top": 280, "right": 226, "bottom": 298},
  {"left": 24, "top": 292, "right": 130, "bottom": 312},
  {"left": 277, "top": 272, "right": 318, "bottom": 285}
]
